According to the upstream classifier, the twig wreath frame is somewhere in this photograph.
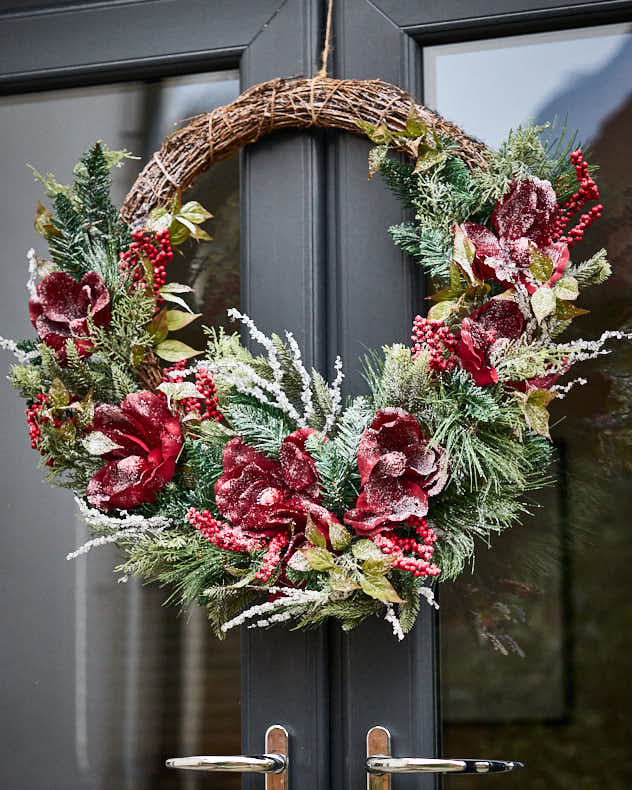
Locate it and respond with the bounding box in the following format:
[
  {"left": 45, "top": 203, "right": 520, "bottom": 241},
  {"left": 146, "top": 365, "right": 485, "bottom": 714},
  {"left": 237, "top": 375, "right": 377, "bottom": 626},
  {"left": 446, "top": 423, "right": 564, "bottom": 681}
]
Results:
[{"left": 121, "top": 76, "right": 488, "bottom": 223}]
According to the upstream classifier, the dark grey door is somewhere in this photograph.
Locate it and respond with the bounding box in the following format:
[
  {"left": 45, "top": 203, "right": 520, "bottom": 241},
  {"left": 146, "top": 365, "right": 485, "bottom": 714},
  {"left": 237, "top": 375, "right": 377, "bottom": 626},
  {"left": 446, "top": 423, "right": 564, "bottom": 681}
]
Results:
[{"left": 2, "top": 2, "right": 632, "bottom": 790}]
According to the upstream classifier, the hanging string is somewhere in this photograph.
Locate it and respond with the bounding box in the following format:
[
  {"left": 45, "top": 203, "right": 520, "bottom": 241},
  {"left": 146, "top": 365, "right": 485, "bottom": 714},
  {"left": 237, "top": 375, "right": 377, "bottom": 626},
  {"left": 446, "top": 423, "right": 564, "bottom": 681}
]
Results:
[{"left": 315, "top": 0, "right": 334, "bottom": 79}]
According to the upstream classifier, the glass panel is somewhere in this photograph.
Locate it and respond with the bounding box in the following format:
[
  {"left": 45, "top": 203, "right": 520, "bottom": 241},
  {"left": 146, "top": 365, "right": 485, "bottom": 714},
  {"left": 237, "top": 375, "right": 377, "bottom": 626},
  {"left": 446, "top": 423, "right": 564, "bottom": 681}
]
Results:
[
  {"left": 425, "top": 24, "right": 632, "bottom": 788},
  {"left": 0, "top": 71, "right": 241, "bottom": 789}
]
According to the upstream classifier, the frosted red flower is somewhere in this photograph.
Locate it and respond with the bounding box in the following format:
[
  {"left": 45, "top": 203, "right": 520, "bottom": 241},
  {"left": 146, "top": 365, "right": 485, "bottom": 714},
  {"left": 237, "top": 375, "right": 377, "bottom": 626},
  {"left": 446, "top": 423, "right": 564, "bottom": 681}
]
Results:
[
  {"left": 214, "top": 429, "right": 338, "bottom": 541},
  {"left": 457, "top": 177, "right": 569, "bottom": 293},
  {"left": 29, "top": 270, "right": 110, "bottom": 364},
  {"left": 86, "top": 391, "right": 182, "bottom": 511},
  {"left": 455, "top": 298, "right": 526, "bottom": 387},
  {"left": 344, "top": 408, "right": 448, "bottom": 536}
]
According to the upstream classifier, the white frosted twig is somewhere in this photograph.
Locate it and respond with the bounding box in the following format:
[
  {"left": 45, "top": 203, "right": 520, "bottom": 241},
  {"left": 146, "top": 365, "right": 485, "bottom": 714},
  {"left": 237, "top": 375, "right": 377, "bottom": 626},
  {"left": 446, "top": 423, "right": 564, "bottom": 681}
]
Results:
[
  {"left": 26, "top": 248, "right": 38, "bottom": 298},
  {"left": 209, "top": 360, "right": 298, "bottom": 418},
  {"left": 68, "top": 497, "right": 171, "bottom": 560},
  {"left": 0, "top": 336, "right": 39, "bottom": 364},
  {"left": 74, "top": 497, "right": 171, "bottom": 531},
  {"left": 217, "top": 587, "right": 327, "bottom": 633},
  {"left": 322, "top": 356, "right": 344, "bottom": 436},
  {"left": 419, "top": 586, "right": 439, "bottom": 609},
  {"left": 384, "top": 604, "right": 405, "bottom": 641},
  {"left": 551, "top": 377, "right": 588, "bottom": 398},
  {"left": 285, "top": 330, "right": 313, "bottom": 425},
  {"left": 227, "top": 309, "right": 302, "bottom": 423},
  {"left": 66, "top": 528, "right": 151, "bottom": 560}
]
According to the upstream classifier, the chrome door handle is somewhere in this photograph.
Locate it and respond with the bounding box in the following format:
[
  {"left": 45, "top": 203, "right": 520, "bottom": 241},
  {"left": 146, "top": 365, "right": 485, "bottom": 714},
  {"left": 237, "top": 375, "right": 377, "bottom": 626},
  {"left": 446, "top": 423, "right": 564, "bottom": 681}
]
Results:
[
  {"left": 166, "top": 725, "right": 288, "bottom": 789},
  {"left": 367, "top": 727, "right": 522, "bottom": 788}
]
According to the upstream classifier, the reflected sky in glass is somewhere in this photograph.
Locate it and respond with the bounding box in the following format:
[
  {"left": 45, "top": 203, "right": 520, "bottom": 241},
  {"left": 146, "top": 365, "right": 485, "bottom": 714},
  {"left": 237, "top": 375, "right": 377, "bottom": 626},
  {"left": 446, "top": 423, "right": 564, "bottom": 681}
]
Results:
[{"left": 424, "top": 23, "right": 632, "bottom": 146}]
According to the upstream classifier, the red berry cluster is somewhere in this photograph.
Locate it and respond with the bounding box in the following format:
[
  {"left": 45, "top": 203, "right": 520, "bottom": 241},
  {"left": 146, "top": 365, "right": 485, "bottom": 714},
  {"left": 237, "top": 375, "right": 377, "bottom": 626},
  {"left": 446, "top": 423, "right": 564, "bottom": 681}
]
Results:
[
  {"left": 194, "top": 368, "right": 223, "bottom": 421},
  {"left": 373, "top": 516, "right": 441, "bottom": 578},
  {"left": 551, "top": 149, "right": 603, "bottom": 248},
  {"left": 25, "top": 393, "right": 50, "bottom": 450},
  {"left": 411, "top": 316, "right": 458, "bottom": 373},
  {"left": 255, "top": 534, "right": 289, "bottom": 582},
  {"left": 186, "top": 507, "right": 263, "bottom": 553},
  {"left": 161, "top": 362, "right": 223, "bottom": 421},
  {"left": 119, "top": 228, "right": 173, "bottom": 299}
]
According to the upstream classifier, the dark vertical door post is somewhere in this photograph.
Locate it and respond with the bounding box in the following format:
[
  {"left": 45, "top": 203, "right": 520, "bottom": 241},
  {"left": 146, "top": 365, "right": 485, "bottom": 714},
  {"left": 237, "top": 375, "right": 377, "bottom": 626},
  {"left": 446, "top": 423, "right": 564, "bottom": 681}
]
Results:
[
  {"left": 240, "top": 3, "right": 331, "bottom": 789},
  {"left": 327, "top": 3, "right": 438, "bottom": 789}
]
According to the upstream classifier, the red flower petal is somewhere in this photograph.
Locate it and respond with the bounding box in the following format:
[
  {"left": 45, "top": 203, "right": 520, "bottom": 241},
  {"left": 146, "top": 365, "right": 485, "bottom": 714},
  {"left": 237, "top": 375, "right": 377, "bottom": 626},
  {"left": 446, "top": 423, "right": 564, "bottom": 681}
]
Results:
[
  {"left": 492, "top": 178, "right": 557, "bottom": 245},
  {"left": 87, "top": 390, "right": 182, "bottom": 511},
  {"left": 471, "top": 299, "right": 525, "bottom": 340},
  {"left": 278, "top": 428, "right": 319, "bottom": 499}
]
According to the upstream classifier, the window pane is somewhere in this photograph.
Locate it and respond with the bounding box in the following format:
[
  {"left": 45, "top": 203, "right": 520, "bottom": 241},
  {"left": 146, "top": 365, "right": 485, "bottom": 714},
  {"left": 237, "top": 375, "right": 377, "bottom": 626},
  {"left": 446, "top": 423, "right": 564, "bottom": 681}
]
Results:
[
  {"left": 0, "top": 71, "right": 241, "bottom": 789},
  {"left": 425, "top": 24, "right": 632, "bottom": 788}
]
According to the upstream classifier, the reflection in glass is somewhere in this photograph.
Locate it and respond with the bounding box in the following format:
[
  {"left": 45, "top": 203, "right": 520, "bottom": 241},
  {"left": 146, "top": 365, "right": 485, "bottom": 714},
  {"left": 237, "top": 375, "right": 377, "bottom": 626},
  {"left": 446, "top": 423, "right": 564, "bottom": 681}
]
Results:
[
  {"left": 0, "top": 72, "right": 241, "bottom": 789},
  {"left": 425, "top": 24, "right": 632, "bottom": 788}
]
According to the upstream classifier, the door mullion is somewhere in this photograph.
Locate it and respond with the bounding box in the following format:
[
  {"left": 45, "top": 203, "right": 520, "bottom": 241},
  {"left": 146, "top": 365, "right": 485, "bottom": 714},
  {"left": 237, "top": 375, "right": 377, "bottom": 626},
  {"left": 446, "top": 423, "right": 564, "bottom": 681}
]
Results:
[{"left": 240, "top": 3, "right": 330, "bottom": 790}]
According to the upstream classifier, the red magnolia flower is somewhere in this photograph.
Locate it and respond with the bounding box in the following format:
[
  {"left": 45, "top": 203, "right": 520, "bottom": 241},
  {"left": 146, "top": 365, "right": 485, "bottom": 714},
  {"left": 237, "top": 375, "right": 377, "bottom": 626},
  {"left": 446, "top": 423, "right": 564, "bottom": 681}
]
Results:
[
  {"left": 457, "top": 178, "right": 569, "bottom": 293},
  {"left": 214, "top": 429, "right": 337, "bottom": 541},
  {"left": 29, "top": 271, "right": 110, "bottom": 364},
  {"left": 456, "top": 299, "right": 525, "bottom": 386},
  {"left": 86, "top": 391, "right": 182, "bottom": 511},
  {"left": 344, "top": 408, "right": 448, "bottom": 536}
]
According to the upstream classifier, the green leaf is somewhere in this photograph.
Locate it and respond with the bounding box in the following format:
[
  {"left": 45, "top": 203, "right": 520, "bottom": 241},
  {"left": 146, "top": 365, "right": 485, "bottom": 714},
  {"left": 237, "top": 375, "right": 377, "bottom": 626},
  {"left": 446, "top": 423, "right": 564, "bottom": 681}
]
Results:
[
  {"left": 157, "top": 381, "right": 202, "bottom": 407},
  {"left": 329, "top": 522, "right": 352, "bottom": 552},
  {"left": 160, "top": 282, "right": 194, "bottom": 294},
  {"left": 513, "top": 388, "right": 556, "bottom": 439},
  {"left": 555, "top": 299, "right": 590, "bottom": 320},
  {"left": 166, "top": 310, "right": 202, "bottom": 331},
  {"left": 147, "top": 306, "right": 169, "bottom": 344},
  {"left": 403, "top": 108, "right": 427, "bottom": 138},
  {"left": 359, "top": 572, "right": 404, "bottom": 603},
  {"left": 303, "top": 546, "right": 335, "bottom": 571},
  {"left": 368, "top": 144, "right": 388, "bottom": 179},
  {"left": 130, "top": 344, "right": 147, "bottom": 367},
  {"left": 355, "top": 119, "right": 393, "bottom": 146},
  {"left": 530, "top": 286, "right": 556, "bottom": 324},
  {"left": 82, "top": 430, "right": 124, "bottom": 456},
  {"left": 49, "top": 377, "right": 70, "bottom": 409},
  {"left": 155, "top": 339, "right": 202, "bottom": 362},
  {"left": 179, "top": 200, "right": 213, "bottom": 224},
  {"left": 553, "top": 275, "right": 579, "bottom": 301},
  {"left": 427, "top": 299, "right": 458, "bottom": 321},
  {"left": 305, "top": 513, "right": 327, "bottom": 548},
  {"left": 352, "top": 539, "right": 385, "bottom": 562},
  {"left": 159, "top": 282, "right": 195, "bottom": 313},
  {"left": 362, "top": 555, "right": 395, "bottom": 575},
  {"left": 412, "top": 146, "right": 447, "bottom": 174},
  {"left": 529, "top": 246, "right": 554, "bottom": 282},
  {"left": 145, "top": 206, "right": 172, "bottom": 234},
  {"left": 34, "top": 200, "right": 60, "bottom": 239},
  {"left": 452, "top": 225, "right": 479, "bottom": 285},
  {"left": 329, "top": 568, "right": 360, "bottom": 593}
]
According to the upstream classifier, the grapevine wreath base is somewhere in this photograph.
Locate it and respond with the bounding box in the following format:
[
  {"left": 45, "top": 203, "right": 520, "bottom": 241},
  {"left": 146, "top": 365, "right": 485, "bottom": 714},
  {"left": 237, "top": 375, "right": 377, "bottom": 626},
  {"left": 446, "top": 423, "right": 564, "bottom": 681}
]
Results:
[{"left": 3, "top": 76, "right": 628, "bottom": 639}]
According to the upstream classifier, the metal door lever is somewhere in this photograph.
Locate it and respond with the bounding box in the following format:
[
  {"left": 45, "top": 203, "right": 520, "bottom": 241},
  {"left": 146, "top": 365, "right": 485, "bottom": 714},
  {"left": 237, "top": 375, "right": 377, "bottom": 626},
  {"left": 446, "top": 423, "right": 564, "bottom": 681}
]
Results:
[
  {"left": 166, "top": 724, "right": 289, "bottom": 789},
  {"left": 367, "top": 727, "right": 522, "bottom": 788}
]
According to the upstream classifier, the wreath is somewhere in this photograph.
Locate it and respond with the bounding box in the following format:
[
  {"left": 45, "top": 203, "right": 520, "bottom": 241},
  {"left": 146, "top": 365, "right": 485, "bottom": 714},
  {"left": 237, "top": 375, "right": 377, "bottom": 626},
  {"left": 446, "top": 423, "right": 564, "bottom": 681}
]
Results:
[{"left": 3, "top": 77, "right": 626, "bottom": 639}]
